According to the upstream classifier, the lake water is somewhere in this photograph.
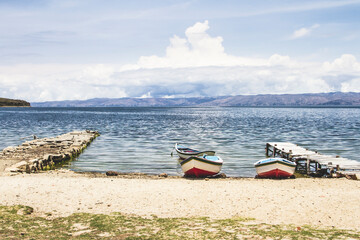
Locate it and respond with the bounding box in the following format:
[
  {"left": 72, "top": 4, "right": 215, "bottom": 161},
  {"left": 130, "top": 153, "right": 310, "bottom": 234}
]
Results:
[{"left": 1, "top": 107, "right": 360, "bottom": 177}]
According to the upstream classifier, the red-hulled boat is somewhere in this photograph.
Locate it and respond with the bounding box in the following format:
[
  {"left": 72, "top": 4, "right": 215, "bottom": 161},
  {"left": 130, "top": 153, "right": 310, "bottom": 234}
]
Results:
[
  {"left": 180, "top": 155, "right": 223, "bottom": 178},
  {"left": 254, "top": 158, "right": 296, "bottom": 179}
]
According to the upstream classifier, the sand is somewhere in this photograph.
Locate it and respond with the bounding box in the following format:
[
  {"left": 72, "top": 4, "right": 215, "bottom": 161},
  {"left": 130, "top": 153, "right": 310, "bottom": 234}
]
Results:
[
  {"left": 0, "top": 160, "right": 23, "bottom": 172},
  {"left": 0, "top": 170, "right": 359, "bottom": 230}
]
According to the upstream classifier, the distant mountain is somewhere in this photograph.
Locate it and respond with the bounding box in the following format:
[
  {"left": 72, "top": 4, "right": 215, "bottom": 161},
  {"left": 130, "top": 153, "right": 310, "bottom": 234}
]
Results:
[
  {"left": 198, "top": 92, "right": 360, "bottom": 107},
  {"left": 31, "top": 92, "right": 360, "bottom": 107},
  {"left": 31, "top": 97, "right": 226, "bottom": 107},
  {"left": 0, "top": 97, "right": 30, "bottom": 107}
]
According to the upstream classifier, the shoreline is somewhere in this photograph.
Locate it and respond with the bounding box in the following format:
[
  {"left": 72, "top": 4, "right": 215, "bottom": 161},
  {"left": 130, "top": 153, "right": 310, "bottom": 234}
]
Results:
[{"left": 1, "top": 170, "right": 359, "bottom": 230}]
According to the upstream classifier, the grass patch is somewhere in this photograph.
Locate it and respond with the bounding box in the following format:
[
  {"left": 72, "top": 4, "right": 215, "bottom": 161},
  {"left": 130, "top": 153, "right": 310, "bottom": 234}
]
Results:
[{"left": 0, "top": 205, "right": 358, "bottom": 239}]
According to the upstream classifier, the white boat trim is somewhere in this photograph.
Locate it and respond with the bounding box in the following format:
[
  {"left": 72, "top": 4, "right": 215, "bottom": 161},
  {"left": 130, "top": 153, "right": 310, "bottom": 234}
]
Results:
[
  {"left": 181, "top": 157, "right": 223, "bottom": 175},
  {"left": 255, "top": 162, "right": 296, "bottom": 176}
]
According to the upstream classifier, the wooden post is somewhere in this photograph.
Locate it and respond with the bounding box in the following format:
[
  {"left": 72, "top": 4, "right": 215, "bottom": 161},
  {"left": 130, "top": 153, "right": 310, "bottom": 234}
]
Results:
[
  {"left": 273, "top": 147, "right": 276, "bottom": 157},
  {"left": 265, "top": 143, "right": 269, "bottom": 157},
  {"left": 306, "top": 155, "right": 310, "bottom": 175},
  {"left": 289, "top": 150, "right": 292, "bottom": 161}
]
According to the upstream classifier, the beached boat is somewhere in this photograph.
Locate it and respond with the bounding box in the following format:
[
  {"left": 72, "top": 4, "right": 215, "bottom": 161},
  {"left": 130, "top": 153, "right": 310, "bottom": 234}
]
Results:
[
  {"left": 254, "top": 158, "right": 296, "bottom": 179},
  {"left": 180, "top": 155, "right": 223, "bottom": 177},
  {"left": 174, "top": 143, "right": 215, "bottom": 160}
]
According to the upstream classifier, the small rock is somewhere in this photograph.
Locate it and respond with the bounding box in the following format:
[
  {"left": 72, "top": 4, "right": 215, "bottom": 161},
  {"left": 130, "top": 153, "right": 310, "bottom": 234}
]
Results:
[
  {"left": 17, "top": 206, "right": 34, "bottom": 215},
  {"left": 218, "top": 173, "right": 227, "bottom": 178},
  {"left": 345, "top": 174, "right": 358, "bottom": 180},
  {"left": 13, "top": 161, "right": 28, "bottom": 168},
  {"left": 158, "top": 173, "right": 168, "bottom": 178},
  {"left": 106, "top": 171, "right": 119, "bottom": 176},
  {"left": 204, "top": 178, "right": 209, "bottom": 181},
  {"left": 4, "top": 167, "right": 20, "bottom": 173},
  {"left": 3, "top": 146, "right": 16, "bottom": 152},
  {"left": 29, "top": 159, "right": 39, "bottom": 164},
  {"left": 25, "top": 164, "right": 31, "bottom": 174}
]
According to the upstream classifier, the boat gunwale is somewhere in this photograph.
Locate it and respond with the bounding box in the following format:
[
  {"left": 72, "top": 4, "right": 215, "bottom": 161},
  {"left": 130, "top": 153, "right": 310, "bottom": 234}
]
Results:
[
  {"left": 254, "top": 159, "right": 296, "bottom": 168},
  {"left": 180, "top": 156, "right": 223, "bottom": 166},
  {"left": 175, "top": 143, "right": 215, "bottom": 157}
]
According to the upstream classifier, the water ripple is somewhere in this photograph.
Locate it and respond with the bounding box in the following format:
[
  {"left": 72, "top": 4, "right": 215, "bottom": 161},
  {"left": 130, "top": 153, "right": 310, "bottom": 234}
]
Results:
[{"left": 1, "top": 107, "right": 359, "bottom": 177}]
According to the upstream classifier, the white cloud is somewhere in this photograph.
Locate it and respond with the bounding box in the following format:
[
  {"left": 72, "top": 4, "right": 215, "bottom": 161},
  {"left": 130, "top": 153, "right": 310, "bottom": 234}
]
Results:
[
  {"left": 138, "top": 92, "right": 152, "bottom": 98},
  {"left": 341, "top": 78, "right": 360, "bottom": 92},
  {"left": 0, "top": 21, "right": 359, "bottom": 102},
  {"left": 291, "top": 24, "right": 319, "bottom": 39},
  {"left": 82, "top": 64, "right": 114, "bottom": 79},
  {"left": 137, "top": 20, "right": 267, "bottom": 68},
  {"left": 268, "top": 54, "right": 297, "bottom": 67},
  {"left": 323, "top": 54, "right": 360, "bottom": 72},
  {"left": 321, "top": 54, "right": 360, "bottom": 91}
]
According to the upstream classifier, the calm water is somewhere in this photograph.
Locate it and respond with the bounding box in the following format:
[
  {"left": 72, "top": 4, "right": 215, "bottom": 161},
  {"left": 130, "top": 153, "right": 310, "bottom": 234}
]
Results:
[{"left": 1, "top": 107, "right": 360, "bottom": 177}]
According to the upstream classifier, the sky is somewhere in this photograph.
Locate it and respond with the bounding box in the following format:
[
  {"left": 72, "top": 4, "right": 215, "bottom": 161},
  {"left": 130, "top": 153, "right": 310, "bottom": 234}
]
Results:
[{"left": 0, "top": 0, "right": 360, "bottom": 102}]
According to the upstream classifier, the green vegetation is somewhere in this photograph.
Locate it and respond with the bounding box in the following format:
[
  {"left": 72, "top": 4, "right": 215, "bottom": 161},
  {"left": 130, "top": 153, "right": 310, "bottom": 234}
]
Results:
[
  {"left": 0, "top": 97, "right": 30, "bottom": 107},
  {"left": 0, "top": 205, "right": 359, "bottom": 239}
]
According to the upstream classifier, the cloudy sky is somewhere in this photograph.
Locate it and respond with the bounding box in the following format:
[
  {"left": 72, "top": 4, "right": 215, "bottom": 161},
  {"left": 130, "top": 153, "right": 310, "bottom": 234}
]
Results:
[{"left": 1, "top": 0, "right": 360, "bottom": 101}]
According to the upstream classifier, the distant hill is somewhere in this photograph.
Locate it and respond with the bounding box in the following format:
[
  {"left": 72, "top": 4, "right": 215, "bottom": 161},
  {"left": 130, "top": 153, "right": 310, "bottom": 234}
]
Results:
[
  {"left": 31, "top": 92, "right": 360, "bottom": 107},
  {"left": 198, "top": 92, "right": 360, "bottom": 107},
  {"left": 31, "top": 97, "right": 226, "bottom": 107},
  {"left": 0, "top": 97, "right": 30, "bottom": 107}
]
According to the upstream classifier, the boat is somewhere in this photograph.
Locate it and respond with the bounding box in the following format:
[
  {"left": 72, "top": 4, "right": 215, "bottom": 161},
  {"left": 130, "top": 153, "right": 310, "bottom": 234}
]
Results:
[
  {"left": 180, "top": 155, "right": 223, "bottom": 177},
  {"left": 254, "top": 158, "right": 296, "bottom": 179},
  {"left": 174, "top": 143, "right": 215, "bottom": 160}
]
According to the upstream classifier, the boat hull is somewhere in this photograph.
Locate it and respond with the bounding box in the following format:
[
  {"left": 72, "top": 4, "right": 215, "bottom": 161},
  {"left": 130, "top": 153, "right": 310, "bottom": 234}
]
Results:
[
  {"left": 254, "top": 158, "right": 296, "bottom": 179},
  {"left": 181, "top": 156, "right": 223, "bottom": 178}
]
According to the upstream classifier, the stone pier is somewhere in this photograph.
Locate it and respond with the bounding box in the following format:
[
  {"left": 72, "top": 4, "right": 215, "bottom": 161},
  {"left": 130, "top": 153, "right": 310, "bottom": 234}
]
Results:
[{"left": 0, "top": 130, "right": 100, "bottom": 173}]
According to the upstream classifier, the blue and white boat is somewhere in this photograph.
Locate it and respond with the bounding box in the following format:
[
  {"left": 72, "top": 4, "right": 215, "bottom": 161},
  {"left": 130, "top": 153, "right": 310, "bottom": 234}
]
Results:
[
  {"left": 254, "top": 158, "right": 296, "bottom": 179},
  {"left": 180, "top": 154, "right": 223, "bottom": 178}
]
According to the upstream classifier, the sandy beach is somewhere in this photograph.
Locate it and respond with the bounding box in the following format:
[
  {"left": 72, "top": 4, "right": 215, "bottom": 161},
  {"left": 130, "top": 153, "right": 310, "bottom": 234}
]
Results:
[{"left": 0, "top": 170, "right": 359, "bottom": 230}]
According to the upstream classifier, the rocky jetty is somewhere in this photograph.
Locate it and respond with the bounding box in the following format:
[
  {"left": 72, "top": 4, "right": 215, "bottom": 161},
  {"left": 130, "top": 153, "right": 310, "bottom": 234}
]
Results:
[
  {"left": 0, "top": 130, "right": 100, "bottom": 173},
  {"left": 0, "top": 97, "right": 30, "bottom": 107}
]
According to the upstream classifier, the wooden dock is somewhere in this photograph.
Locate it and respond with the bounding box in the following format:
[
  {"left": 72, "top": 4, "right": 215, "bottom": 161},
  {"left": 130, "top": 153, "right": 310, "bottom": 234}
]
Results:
[{"left": 266, "top": 142, "right": 360, "bottom": 177}]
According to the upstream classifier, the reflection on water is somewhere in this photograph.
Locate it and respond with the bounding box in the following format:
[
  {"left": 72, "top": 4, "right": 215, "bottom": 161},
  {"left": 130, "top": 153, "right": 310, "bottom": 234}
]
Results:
[{"left": 1, "top": 107, "right": 360, "bottom": 177}]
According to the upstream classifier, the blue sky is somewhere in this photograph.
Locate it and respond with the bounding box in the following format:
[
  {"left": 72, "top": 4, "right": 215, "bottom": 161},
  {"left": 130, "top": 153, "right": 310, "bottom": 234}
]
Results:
[{"left": 1, "top": 0, "right": 360, "bottom": 101}]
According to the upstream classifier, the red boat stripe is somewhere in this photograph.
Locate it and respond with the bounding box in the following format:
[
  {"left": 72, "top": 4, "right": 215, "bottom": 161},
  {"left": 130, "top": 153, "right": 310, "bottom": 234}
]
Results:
[
  {"left": 184, "top": 167, "right": 217, "bottom": 178},
  {"left": 258, "top": 169, "right": 293, "bottom": 178}
]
